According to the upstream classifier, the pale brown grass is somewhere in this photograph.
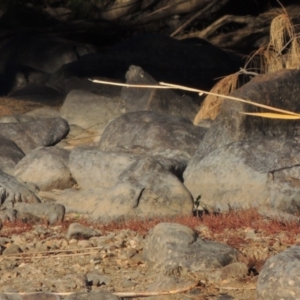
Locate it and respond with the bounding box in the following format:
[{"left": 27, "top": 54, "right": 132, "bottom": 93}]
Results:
[
  {"left": 196, "top": 5, "right": 300, "bottom": 122},
  {"left": 194, "top": 72, "right": 240, "bottom": 124}
]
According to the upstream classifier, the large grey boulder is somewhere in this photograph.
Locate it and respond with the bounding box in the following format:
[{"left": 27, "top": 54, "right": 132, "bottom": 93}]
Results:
[
  {"left": 0, "top": 137, "right": 25, "bottom": 174},
  {"left": 69, "top": 149, "right": 137, "bottom": 189},
  {"left": 54, "top": 154, "right": 193, "bottom": 221},
  {"left": 184, "top": 69, "right": 300, "bottom": 212},
  {"left": 14, "top": 202, "right": 65, "bottom": 225},
  {"left": 143, "top": 223, "right": 238, "bottom": 272},
  {"left": 257, "top": 245, "right": 300, "bottom": 300},
  {"left": 14, "top": 147, "right": 74, "bottom": 191},
  {"left": 60, "top": 90, "right": 122, "bottom": 140},
  {"left": 184, "top": 138, "right": 300, "bottom": 213},
  {"left": 98, "top": 111, "right": 206, "bottom": 166},
  {"left": 121, "top": 65, "right": 198, "bottom": 122},
  {"left": 70, "top": 148, "right": 189, "bottom": 189},
  {"left": 192, "top": 69, "right": 300, "bottom": 161},
  {"left": 0, "top": 117, "right": 69, "bottom": 153}
]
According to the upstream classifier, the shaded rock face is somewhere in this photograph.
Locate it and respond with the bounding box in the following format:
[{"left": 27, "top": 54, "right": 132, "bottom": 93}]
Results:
[
  {"left": 184, "top": 69, "right": 300, "bottom": 213},
  {"left": 192, "top": 69, "right": 300, "bottom": 161},
  {"left": 106, "top": 33, "right": 242, "bottom": 89},
  {"left": 14, "top": 202, "right": 65, "bottom": 225},
  {"left": 120, "top": 65, "right": 198, "bottom": 122},
  {"left": 98, "top": 111, "right": 206, "bottom": 166},
  {"left": 14, "top": 147, "right": 74, "bottom": 191},
  {"left": 0, "top": 137, "right": 25, "bottom": 174},
  {"left": 0, "top": 117, "right": 69, "bottom": 153},
  {"left": 143, "top": 223, "right": 238, "bottom": 272},
  {"left": 0, "top": 35, "right": 96, "bottom": 74},
  {"left": 184, "top": 137, "right": 300, "bottom": 213},
  {"left": 257, "top": 245, "right": 300, "bottom": 300},
  {"left": 9, "top": 84, "right": 65, "bottom": 107},
  {"left": 69, "top": 149, "right": 137, "bottom": 190},
  {"left": 0, "top": 35, "right": 96, "bottom": 95},
  {"left": 54, "top": 33, "right": 242, "bottom": 91},
  {"left": 60, "top": 89, "right": 122, "bottom": 137},
  {"left": 65, "top": 149, "right": 194, "bottom": 221}
]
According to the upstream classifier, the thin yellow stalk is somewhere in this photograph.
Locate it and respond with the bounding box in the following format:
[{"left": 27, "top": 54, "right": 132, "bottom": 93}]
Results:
[
  {"left": 159, "top": 82, "right": 300, "bottom": 117},
  {"left": 90, "top": 79, "right": 170, "bottom": 89},
  {"left": 91, "top": 79, "right": 300, "bottom": 119},
  {"left": 241, "top": 112, "right": 300, "bottom": 119}
]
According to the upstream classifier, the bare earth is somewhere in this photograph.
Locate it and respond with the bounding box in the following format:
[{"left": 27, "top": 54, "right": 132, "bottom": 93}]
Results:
[{"left": 0, "top": 211, "right": 294, "bottom": 300}]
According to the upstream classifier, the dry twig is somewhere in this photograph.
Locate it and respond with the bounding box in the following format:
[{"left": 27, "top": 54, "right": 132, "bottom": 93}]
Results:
[{"left": 3, "top": 280, "right": 200, "bottom": 298}]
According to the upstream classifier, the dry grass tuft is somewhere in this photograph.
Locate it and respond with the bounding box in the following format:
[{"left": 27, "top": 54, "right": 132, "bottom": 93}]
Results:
[
  {"left": 194, "top": 72, "right": 240, "bottom": 124},
  {"left": 195, "top": 5, "right": 300, "bottom": 122},
  {"left": 269, "top": 11, "right": 293, "bottom": 53}
]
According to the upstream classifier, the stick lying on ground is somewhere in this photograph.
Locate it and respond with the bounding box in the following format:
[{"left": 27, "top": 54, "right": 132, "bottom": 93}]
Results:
[{"left": 3, "top": 280, "right": 200, "bottom": 298}]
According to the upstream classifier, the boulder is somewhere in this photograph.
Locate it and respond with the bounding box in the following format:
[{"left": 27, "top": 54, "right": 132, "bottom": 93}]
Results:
[
  {"left": 60, "top": 89, "right": 122, "bottom": 139},
  {"left": 0, "top": 137, "right": 25, "bottom": 174},
  {"left": 69, "top": 149, "right": 137, "bottom": 189},
  {"left": 0, "top": 117, "right": 69, "bottom": 153},
  {"left": 192, "top": 69, "right": 300, "bottom": 161},
  {"left": 120, "top": 65, "right": 198, "bottom": 122},
  {"left": 184, "top": 137, "right": 300, "bottom": 213},
  {"left": 66, "top": 223, "right": 101, "bottom": 240},
  {"left": 14, "top": 202, "right": 65, "bottom": 225},
  {"left": 143, "top": 223, "right": 238, "bottom": 272},
  {"left": 257, "top": 245, "right": 300, "bottom": 300},
  {"left": 55, "top": 155, "right": 193, "bottom": 221},
  {"left": 14, "top": 147, "right": 74, "bottom": 191},
  {"left": 98, "top": 111, "right": 206, "bottom": 166},
  {"left": 184, "top": 69, "right": 300, "bottom": 211}
]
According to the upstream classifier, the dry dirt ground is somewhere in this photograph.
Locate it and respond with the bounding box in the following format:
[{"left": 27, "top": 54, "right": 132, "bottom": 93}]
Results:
[
  {"left": 0, "top": 209, "right": 297, "bottom": 300},
  {"left": 0, "top": 98, "right": 298, "bottom": 299}
]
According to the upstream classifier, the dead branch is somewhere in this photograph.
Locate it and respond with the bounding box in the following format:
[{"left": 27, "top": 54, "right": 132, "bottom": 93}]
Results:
[
  {"left": 196, "top": 15, "right": 254, "bottom": 39},
  {"left": 129, "top": 0, "right": 209, "bottom": 25},
  {"left": 171, "top": 0, "right": 230, "bottom": 37}
]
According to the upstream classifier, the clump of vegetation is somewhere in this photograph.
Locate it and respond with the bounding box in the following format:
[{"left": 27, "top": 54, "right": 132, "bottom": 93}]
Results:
[{"left": 195, "top": 4, "right": 300, "bottom": 124}]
